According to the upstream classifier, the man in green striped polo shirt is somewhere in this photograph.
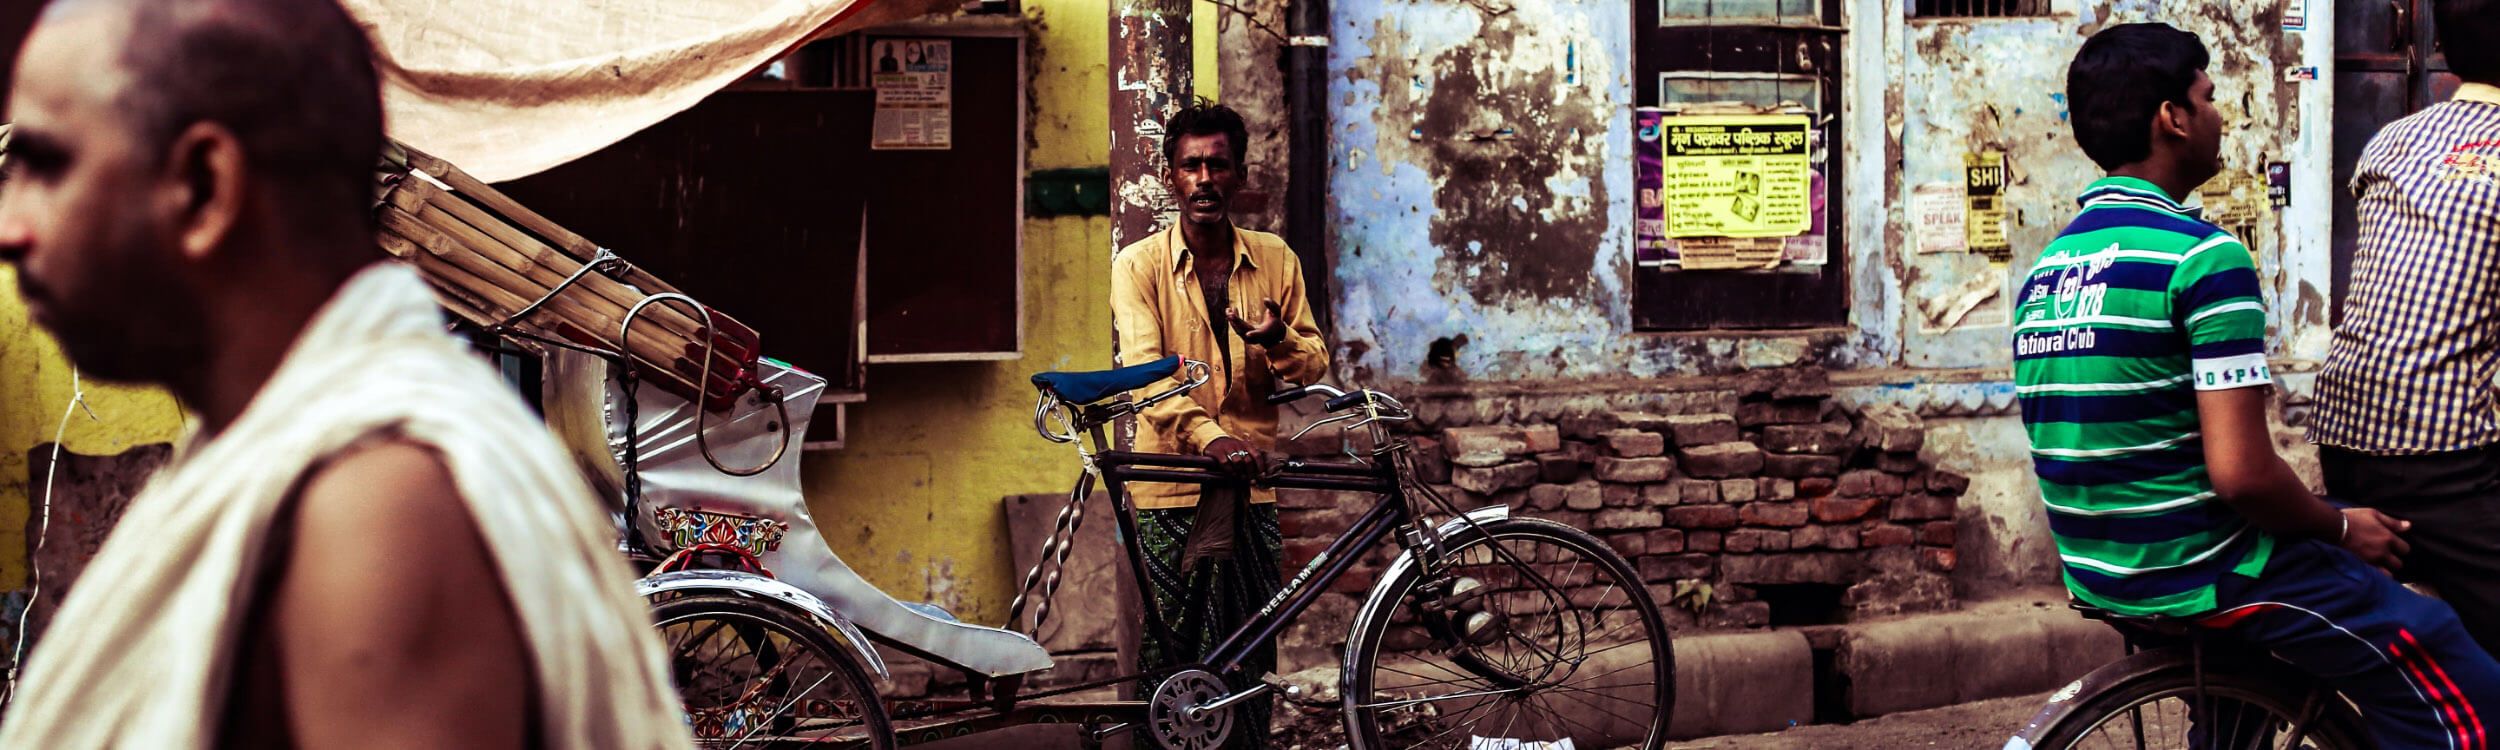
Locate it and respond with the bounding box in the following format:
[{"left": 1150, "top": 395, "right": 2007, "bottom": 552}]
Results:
[{"left": 2016, "top": 22, "right": 2500, "bottom": 749}]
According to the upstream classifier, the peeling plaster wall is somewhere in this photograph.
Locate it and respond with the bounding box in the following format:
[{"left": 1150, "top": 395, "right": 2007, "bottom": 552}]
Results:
[
  {"left": 1902, "top": 0, "right": 2336, "bottom": 368},
  {"left": 1325, "top": 0, "right": 2338, "bottom": 592},
  {"left": 1325, "top": 0, "right": 1898, "bottom": 387}
]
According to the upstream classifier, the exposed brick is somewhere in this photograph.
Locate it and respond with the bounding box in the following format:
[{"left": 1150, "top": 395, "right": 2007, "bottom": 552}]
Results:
[
  {"left": 1876, "top": 451, "right": 1923, "bottom": 475},
  {"left": 1925, "top": 469, "right": 1972, "bottom": 496},
  {"left": 1602, "top": 429, "right": 1667, "bottom": 458},
  {"left": 1855, "top": 403, "right": 1926, "bottom": 453},
  {"left": 1681, "top": 442, "right": 1766, "bottom": 478},
  {"left": 1702, "top": 600, "right": 1773, "bottom": 629},
  {"left": 1838, "top": 470, "right": 1879, "bottom": 498},
  {"left": 1605, "top": 532, "right": 1649, "bottom": 558},
  {"left": 1519, "top": 424, "right": 1563, "bottom": 454},
  {"left": 1763, "top": 478, "right": 1797, "bottom": 500},
  {"left": 1889, "top": 493, "right": 1956, "bottom": 522},
  {"left": 1603, "top": 483, "right": 1644, "bottom": 508},
  {"left": 1666, "top": 504, "right": 1741, "bottom": 530},
  {"left": 1922, "top": 520, "right": 1958, "bottom": 547},
  {"left": 1727, "top": 529, "right": 1791, "bottom": 554},
  {"left": 1595, "top": 456, "right": 1675, "bottom": 483},
  {"left": 1921, "top": 548, "right": 1958, "bottom": 572},
  {"left": 1284, "top": 539, "right": 1331, "bottom": 565},
  {"left": 1678, "top": 478, "right": 1721, "bottom": 504},
  {"left": 1689, "top": 531, "right": 1724, "bottom": 552},
  {"left": 1739, "top": 368, "right": 1834, "bottom": 400},
  {"left": 1792, "top": 525, "right": 1828, "bottom": 550},
  {"left": 1720, "top": 478, "right": 1759, "bottom": 504},
  {"left": 1739, "top": 501, "right": 1811, "bottom": 528},
  {"left": 1564, "top": 481, "right": 1606, "bottom": 511},
  {"left": 1536, "top": 452, "right": 1584, "bottom": 484},
  {"left": 1661, "top": 414, "right": 1741, "bottom": 447},
  {"left": 1811, "top": 496, "right": 1884, "bottom": 524},
  {"left": 1410, "top": 437, "right": 1450, "bottom": 484},
  {"left": 1641, "top": 483, "right": 1682, "bottom": 507},
  {"left": 1639, "top": 553, "right": 1716, "bottom": 582},
  {"left": 1826, "top": 525, "right": 1861, "bottom": 550},
  {"left": 1527, "top": 483, "right": 1571, "bottom": 511},
  {"left": 1564, "top": 440, "right": 1601, "bottom": 465},
  {"left": 1283, "top": 506, "right": 1359, "bottom": 539},
  {"left": 1646, "top": 528, "right": 1687, "bottom": 553},
  {"left": 1798, "top": 477, "right": 1836, "bottom": 496},
  {"left": 1444, "top": 426, "right": 1527, "bottom": 468},
  {"left": 1278, "top": 489, "right": 1361, "bottom": 510},
  {"left": 1769, "top": 454, "right": 1844, "bottom": 480},
  {"left": 1454, "top": 461, "right": 1541, "bottom": 495},
  {"left": 1873, "top": 471, "right": 1907, "bottom": 497},
  {"left": 1863, "top": 523, "right": 1918, "bottom": 548},
  {"left": 1761, "top": 423, "right": 1853, "bottom": 455},
  {"left": 1722, "top": 552, "right": 1863, "bottom": 585},
  {"left": 1595, "top": 508, "right": 1666, "bottom": 532},
  {"left": 1738, "top": 399, "right": 1827, "bottom": 427},
  {"left": 1557, "top": 412, "right": 1626, "bottom": 441}
]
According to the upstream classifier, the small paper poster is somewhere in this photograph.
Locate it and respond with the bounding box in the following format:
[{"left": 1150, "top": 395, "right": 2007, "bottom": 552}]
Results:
[
  {"left": 1912, "top": 182, "right": 1967, "bottom": 254},
  {"left": 2283, "top": 0, "right": 2307, "bottom": 30},
  {"left": 1964, "top": 151, "right": 2011, "bottom": 262},
  {"left": 871, "top": 38, "right": 952, "bottom": 150}
]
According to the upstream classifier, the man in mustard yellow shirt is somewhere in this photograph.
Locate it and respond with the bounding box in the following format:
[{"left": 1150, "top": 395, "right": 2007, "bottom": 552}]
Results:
[{"left": 1109, "top": 100, "right": 1328, "bottom": 747}]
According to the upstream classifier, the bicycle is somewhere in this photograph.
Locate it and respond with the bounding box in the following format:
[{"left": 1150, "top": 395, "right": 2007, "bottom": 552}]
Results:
[
  {"left": 627, "top": 352, "right": 1676, "bottom": 748},
  {"left": 2006, "top": 603, "right": 2368, "bottom": 750}
]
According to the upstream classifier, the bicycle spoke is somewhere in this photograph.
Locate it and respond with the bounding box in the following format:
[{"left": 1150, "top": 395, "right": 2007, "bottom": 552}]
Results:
[{"left": 1355, "top": 686, "right": 1526, "bottom": 710}]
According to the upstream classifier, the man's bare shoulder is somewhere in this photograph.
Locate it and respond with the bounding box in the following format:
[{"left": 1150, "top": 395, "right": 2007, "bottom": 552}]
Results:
[
  {"left": 272, "top": 438, "right": 535, "bottom": 747},
  {"left": 281, "top": 438, "right": 505, "bottom": 640}
]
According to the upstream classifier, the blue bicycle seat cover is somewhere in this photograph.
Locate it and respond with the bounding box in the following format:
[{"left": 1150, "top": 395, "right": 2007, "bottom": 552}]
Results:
[{"left": 1031, "top": 355, "right": 1183, "bottom": 405}]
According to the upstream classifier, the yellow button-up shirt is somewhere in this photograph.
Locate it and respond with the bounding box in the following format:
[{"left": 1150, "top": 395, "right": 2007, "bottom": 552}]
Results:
[{"left": 1110, "top": 224, "right": 1331, "bottom": 509}]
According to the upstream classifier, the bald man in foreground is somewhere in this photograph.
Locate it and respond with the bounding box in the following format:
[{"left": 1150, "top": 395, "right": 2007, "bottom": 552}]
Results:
[{"left": 0, "top": 0, "right": 690, "bottom": 746}]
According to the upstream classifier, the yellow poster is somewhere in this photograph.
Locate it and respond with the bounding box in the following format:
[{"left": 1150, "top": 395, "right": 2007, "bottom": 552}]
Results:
[
  {"left": 1661, "top": 115, "right": 1813, "bottom": 239},
  {"left": 1964, "top": 151, "right": 2010, "bottom": 262}
]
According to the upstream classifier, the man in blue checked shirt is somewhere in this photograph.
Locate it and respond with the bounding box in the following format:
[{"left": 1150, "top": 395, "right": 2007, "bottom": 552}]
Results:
[{"left": 2311, "top": 0, "right": 2500, "bottom": 653}]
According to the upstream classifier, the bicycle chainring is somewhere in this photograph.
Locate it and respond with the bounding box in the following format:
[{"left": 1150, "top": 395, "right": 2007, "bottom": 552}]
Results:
[{"left": 1147, "top": 669, "right": 1234, "bottom": 750}]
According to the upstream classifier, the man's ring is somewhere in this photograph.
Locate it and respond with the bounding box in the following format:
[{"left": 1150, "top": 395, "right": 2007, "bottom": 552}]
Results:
[{"left": 1228, "top": 451, "right": 1250, "bottom": 460}]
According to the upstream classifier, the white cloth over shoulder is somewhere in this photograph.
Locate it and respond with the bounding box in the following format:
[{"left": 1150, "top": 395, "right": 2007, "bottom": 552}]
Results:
[{"left": 0, "top": 263, "right": 691, "bottom": 749}]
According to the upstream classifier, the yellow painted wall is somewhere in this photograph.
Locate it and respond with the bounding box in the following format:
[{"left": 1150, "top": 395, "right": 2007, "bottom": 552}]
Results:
[
  {"left": 801, "top": 0, "right": 1222, "bottom": 625},
  {"left": 0, "top": 266, "right": 187, "bottom": 589}
]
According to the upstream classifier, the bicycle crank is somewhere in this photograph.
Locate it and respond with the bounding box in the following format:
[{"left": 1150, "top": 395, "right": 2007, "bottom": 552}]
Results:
[{"left": 1147, "top": 669, "right": 1234, "bottom": 750}]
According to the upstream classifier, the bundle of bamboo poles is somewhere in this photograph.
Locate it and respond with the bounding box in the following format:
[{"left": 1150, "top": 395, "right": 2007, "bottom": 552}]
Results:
[{"left": 373, "top": 142, "right": 761, "bottom": 410}]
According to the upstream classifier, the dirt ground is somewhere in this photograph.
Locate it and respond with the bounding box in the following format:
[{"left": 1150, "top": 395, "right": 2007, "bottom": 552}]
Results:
[{"left": 1654, "top": 691, "right": 2049, "bottom": 750}]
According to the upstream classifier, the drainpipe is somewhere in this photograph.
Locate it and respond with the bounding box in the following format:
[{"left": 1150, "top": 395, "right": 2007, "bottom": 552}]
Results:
[{"left": 1285, "top": 0, "right": 1330, "bottom": 332}]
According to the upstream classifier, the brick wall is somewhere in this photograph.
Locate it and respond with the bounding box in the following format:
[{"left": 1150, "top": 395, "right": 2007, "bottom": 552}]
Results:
[{"left": 1273, "top": 371, "right": 1966, "bottom": 671}]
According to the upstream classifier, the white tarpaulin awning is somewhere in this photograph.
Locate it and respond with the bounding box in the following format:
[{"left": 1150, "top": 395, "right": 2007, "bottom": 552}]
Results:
[{"left": 346, "top": 0, "right": 952, "bottom": 183}]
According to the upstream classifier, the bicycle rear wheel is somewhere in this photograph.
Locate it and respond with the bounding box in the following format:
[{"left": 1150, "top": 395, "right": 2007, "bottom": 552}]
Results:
[
  {"left": 1341, "top": 517, "right": 1674, "bottom": 750},
  {"left": 651, "top": 592, "right": 897, "bottom": 749},
  {"left": 2025, "top": 666, "right": 2366, "bottom": 750}
]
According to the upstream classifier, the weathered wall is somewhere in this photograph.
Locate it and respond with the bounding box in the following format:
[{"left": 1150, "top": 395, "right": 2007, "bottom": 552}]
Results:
[
  {"left": 1320, "top": 0, "right": 2339, "bottom": 593},
  {"left": 1902, "top": 0, "right": 2334, "bottom": 366},
  {"left": 799, "top": 0, "right": 1230, "bottom": 625},
  {"left": 0, "top": 268, "right": 188, "bottom": 590},
  {"left": 1327, "top": 0, "right": 2331, "bottom": 385},
  {"left": 1323, "top": 0, "right": 1900, "bottom": 386}
]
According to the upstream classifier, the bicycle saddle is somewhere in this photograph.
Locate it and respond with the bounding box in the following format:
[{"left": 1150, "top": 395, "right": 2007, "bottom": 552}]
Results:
[{"left": 1031, "top": 355, "right": 1181, "bottom": 405}]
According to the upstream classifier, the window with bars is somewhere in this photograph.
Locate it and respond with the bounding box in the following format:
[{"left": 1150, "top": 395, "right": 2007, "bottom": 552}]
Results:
[
  {"left": 1909, "top": 0, "right": 2052, "bottom": 17},
  {"left": 1632, "top": 0, "right": 1848, "bottom": 331}
]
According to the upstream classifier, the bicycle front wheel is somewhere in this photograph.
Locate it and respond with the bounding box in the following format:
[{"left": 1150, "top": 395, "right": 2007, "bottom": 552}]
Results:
[
  {"left": 1341, "top": 517, "right": 1674, "bottom": 750},
  {"left": 2025, "top": 665, "right": 2366, "bottom": 750},
  {"left": 652, "top": 592, "right": 897, "bottom": 749}
]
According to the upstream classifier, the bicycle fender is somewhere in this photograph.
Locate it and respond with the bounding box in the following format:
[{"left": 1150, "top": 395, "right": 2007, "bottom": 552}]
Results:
[
  {"left": 1339, "top": 504, "right": 1511, "bottom": 748},
  {"left": 639, "top": 569, "right": 890, "bottom": 680},
  {"left": 2003, "top": 645, "right": 2193, "bottom": 749}
]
